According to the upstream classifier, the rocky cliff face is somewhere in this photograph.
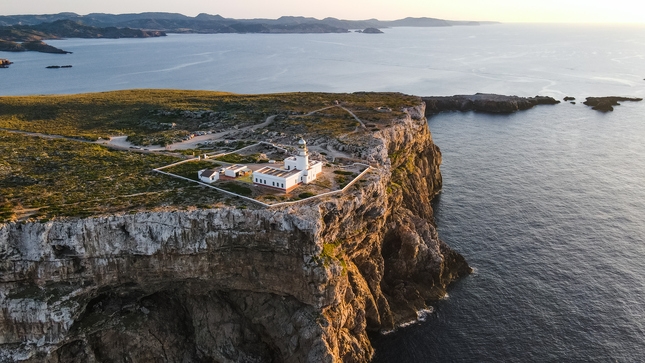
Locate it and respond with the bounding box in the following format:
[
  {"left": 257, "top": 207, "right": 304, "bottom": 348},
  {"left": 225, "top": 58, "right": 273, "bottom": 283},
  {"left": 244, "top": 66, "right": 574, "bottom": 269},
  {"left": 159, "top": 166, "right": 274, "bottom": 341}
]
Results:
[{"left": 0, "top": 103, "right": 470, "bottom": 362}]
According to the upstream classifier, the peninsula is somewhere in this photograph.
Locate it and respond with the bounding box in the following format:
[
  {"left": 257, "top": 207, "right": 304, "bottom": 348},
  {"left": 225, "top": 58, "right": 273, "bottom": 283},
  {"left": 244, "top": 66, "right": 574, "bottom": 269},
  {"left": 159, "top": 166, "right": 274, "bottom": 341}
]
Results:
[
  {"left": 0, "top": 90, "right": 470, "bottom": 362},
  {"left": 422, "top": 93, "right": 560, "bottom": 116},
  {"left": 0, "top": 19, "right": 165, "bottom": 54}
]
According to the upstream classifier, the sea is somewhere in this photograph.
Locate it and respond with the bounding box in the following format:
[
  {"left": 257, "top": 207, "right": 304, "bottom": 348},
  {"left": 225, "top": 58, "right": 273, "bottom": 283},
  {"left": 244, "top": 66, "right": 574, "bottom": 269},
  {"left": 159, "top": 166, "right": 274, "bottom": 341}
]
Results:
[{"left": 2, "top": 23, "right": 645, "bottom": 362}]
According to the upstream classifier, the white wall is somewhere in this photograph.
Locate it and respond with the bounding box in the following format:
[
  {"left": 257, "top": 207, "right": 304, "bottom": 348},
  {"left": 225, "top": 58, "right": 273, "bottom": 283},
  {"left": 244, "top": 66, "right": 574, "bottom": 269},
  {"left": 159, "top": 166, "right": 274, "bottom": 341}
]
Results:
[
  {"left": 285, "top": 157, "right": 298, "bottom": 171},
  {"left": 253, "top": 170, "right": 301, "bottom": 190},
  {"left": 198, "top": 169, "right": 219, "bottom": 184}
]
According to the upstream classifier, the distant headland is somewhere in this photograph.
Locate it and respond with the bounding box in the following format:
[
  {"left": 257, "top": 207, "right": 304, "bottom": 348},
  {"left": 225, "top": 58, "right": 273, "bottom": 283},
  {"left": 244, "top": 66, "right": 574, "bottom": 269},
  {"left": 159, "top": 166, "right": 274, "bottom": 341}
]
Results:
[
  {"left": 0, "top": 12, "right": 497, "bottom": 54},
  {"left": 0, "top": 19, "right": 166, "bottom": 54}
]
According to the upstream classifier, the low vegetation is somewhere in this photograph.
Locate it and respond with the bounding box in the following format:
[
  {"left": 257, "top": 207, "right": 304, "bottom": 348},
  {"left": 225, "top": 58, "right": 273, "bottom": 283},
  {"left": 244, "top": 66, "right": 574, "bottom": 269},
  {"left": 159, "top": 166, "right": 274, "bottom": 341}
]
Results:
[
  {"left": 0, "top": 90, "right": 417, "bottom": 220},
  {"left": 0, "top": 89, "right": 419, "bottom": 143},
  {"left": 163, "top": 161, "right": 220, "bottom": 180},
  {"left": 218, "top": 182, "right": 253, "bottom": 197},
  {"left": 0, "top": 131, "right": 227, "bottom": 222},
  {"left": 215, "top": 153, "right": 268, "bottom": 164}
]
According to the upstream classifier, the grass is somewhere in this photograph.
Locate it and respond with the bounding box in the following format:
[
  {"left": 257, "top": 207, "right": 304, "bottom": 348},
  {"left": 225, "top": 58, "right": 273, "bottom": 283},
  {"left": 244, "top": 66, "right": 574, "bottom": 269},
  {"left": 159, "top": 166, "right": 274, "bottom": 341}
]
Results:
[
  {"left": 215, "top": 152, "right": 268, "bottom": 164},
  {"left": 0, "top": 90, "right": 421, "bottom": 220},
  {"left": 218, "top": 182, "right": 253, "bottom": 197},
  {"left": 163, "top": 160, "right": 220, "bottom": 180},
  {"left": 0, "top": 131, "right": 229, "bottom": 222},
  {"left": 0, "top": 89, "right": 420, "bottom": 143}
]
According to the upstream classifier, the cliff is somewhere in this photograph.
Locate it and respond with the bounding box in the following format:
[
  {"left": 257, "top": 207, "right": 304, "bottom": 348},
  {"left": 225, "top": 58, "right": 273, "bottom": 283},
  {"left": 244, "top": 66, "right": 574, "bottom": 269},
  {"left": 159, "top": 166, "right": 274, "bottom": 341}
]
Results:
[{"left": 0, "top": 103, "right": 470, "bottom": 362}]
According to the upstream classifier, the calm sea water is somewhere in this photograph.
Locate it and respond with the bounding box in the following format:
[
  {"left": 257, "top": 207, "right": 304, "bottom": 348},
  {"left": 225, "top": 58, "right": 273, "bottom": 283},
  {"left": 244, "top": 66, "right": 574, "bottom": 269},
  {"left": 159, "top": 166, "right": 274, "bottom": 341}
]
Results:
[{"left": 2, "top": 24, "right": 645, "bottom": 361}]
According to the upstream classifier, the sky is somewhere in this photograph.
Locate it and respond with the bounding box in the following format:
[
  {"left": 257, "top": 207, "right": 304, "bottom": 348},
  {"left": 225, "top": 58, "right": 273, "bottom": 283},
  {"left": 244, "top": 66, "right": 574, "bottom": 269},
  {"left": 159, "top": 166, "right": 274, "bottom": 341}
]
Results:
[{"left": 2, "top": 0, "right": 644, "bottom": 24}]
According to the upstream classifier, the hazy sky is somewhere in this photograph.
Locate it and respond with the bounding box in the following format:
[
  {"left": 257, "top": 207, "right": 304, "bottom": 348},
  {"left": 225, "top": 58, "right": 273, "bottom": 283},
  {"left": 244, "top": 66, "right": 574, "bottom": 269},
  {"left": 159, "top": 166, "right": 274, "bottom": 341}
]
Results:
[{"left": 2, "top": 0, "right": 644, "bottom": 24}]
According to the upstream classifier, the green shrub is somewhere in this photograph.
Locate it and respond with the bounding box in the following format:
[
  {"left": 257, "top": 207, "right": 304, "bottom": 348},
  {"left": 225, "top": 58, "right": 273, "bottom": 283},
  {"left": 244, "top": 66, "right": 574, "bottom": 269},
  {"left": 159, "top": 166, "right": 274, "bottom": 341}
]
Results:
[
  {"left": 219, "top": 182, "right": 252, "bottom": 196},
  {"left": 164, "top": 161, "right": 219, "bottom": 180},
  {"left": 215, "top": 153, "right": 266, "bottom": 164}
]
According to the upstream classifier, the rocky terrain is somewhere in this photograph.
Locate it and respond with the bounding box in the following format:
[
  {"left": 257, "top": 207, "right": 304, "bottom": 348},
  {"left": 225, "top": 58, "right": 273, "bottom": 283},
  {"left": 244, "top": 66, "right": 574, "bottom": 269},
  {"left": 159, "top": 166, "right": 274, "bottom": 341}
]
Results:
[
  {"left": 583, "top": 96, "right": 643, "bottom": 112},
  {"left": 422, "top": 93, "right": 560, "bottom": 116},
  {"left": 0, "top": 101, "right": 470, "bottom": 362}
]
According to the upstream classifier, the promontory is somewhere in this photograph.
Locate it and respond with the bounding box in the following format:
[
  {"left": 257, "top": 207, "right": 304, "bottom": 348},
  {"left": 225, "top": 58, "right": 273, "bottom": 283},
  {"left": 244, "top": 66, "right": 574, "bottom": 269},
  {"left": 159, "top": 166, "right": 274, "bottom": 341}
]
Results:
[{"left": 0, "top": 90, "right": 470, "bottom": 362}]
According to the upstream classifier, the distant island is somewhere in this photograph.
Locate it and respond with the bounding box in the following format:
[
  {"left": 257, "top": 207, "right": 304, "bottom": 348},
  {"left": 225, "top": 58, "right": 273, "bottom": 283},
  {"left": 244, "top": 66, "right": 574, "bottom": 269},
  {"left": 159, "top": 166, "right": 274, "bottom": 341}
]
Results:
[
  {"left": 361, "top": 27, "right": 384, "bottom": 34},
  {"left": 583, "top": 96, "right": 643, "bottom": 112},
  {"left": 0, "top": 13, "right": 497, "bottom": 54}
]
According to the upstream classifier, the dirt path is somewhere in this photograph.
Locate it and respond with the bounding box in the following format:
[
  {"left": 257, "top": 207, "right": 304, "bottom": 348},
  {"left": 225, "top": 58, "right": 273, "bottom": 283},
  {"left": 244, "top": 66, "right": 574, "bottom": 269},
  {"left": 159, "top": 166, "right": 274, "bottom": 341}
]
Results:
[
  {"left": 168, "top": 115, "right": 277, "bottom": 150},
  {"left": 338, "top": 106, "right": 366, "bottom": 128}
]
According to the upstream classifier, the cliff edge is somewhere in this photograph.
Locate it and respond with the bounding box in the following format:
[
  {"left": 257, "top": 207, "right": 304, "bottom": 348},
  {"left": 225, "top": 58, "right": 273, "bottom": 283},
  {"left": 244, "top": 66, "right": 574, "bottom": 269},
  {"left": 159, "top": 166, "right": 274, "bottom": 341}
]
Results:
[{"left": 0, "top": 102, "right": 469, "bottom": 362}]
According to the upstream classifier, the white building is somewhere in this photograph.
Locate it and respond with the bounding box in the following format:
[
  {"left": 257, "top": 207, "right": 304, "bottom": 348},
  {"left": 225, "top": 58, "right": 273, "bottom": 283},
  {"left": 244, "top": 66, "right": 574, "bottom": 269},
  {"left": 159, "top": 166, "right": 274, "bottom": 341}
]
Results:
[
  {"left": 223, "top": 164, "right": 250, "bottom": 178},
  {"left": 253, "top": 138, "right": 323, "bottom": 192},
  {"left": 198, "top": 169, "right": 220, "bottom": 184}
]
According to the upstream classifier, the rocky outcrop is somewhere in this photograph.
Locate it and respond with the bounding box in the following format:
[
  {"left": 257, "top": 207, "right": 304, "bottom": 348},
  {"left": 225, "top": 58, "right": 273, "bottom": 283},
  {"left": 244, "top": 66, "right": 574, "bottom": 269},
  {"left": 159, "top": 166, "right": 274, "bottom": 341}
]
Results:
[
  {"left": 0, "top": 103, "right": 469, "bottom": 362},
  {"left": 362, "top": 28, "right": 383, "bottom": 34},
  {"left": 422, "top": 93, "right": 560, "bottom": 116},
  {"left": 583, "top": 96, "right": 643, "bottom": 112}
]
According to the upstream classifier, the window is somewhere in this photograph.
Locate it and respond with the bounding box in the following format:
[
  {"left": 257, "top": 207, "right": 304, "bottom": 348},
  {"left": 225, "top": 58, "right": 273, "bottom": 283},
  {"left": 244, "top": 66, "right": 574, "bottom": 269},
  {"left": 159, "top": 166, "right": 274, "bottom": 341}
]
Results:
[
  {"left": 282, "top": 183, "right": 284, "bottom": 188},
  {"left": 287, "top": 166, "right": 290, "bottom": 170},
  {"left": 272, "top": 181, "right": 275, "bottom": 186},
  {"left": 255, "top": 178, "right": 258, "bottom": 182}
]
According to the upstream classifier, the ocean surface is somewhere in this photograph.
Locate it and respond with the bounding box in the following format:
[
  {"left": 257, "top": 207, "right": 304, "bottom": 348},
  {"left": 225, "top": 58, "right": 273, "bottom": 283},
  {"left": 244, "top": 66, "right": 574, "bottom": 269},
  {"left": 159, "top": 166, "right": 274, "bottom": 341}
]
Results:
[{"left": 3, "top": 24, "right": 645, "bottom": 361}]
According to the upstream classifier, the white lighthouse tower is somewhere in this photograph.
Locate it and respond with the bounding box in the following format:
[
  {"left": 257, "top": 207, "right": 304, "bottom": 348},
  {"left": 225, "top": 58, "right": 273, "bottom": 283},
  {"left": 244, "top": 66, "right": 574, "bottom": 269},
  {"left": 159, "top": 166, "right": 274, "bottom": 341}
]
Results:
[
  {"left": 296, "top": 138, "right": 309, "bottom": 171},
  {"left": 254, "top": 137, "right": 323, "bottom": 190}
]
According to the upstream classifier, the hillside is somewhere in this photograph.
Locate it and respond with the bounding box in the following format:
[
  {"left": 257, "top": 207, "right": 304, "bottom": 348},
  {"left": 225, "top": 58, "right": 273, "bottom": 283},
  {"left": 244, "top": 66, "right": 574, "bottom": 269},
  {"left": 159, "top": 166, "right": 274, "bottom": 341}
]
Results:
[
  {"left": 0, "top": 12, "right": 495, "bottom": 33},
  {"left": 0, "top": 19, "right": 165, "bottom": 53}
]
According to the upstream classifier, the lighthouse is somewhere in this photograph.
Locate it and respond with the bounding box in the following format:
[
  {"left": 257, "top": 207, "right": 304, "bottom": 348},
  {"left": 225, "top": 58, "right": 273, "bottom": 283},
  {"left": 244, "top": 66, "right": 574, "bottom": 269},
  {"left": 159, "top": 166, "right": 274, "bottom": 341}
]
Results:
[
  {"left": 253, "top": 137, "right": 323, "bottom": 191},
  {"left": 296, "top": 138, "right": 309, "bottom": 171}
]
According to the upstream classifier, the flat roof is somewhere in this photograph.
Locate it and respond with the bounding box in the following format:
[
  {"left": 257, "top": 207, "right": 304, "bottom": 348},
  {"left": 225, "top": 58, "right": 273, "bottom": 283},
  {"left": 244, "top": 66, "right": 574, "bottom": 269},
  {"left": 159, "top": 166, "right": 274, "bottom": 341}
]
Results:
[
  {"left": 254, "top": 166, "right": 301, "bottom": 178},
  {"left": 224, "top": 164, "right": 249, "bottom": 172},
  {"left": 200, "top": 169, "right": 218, "bottom": 177}
]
